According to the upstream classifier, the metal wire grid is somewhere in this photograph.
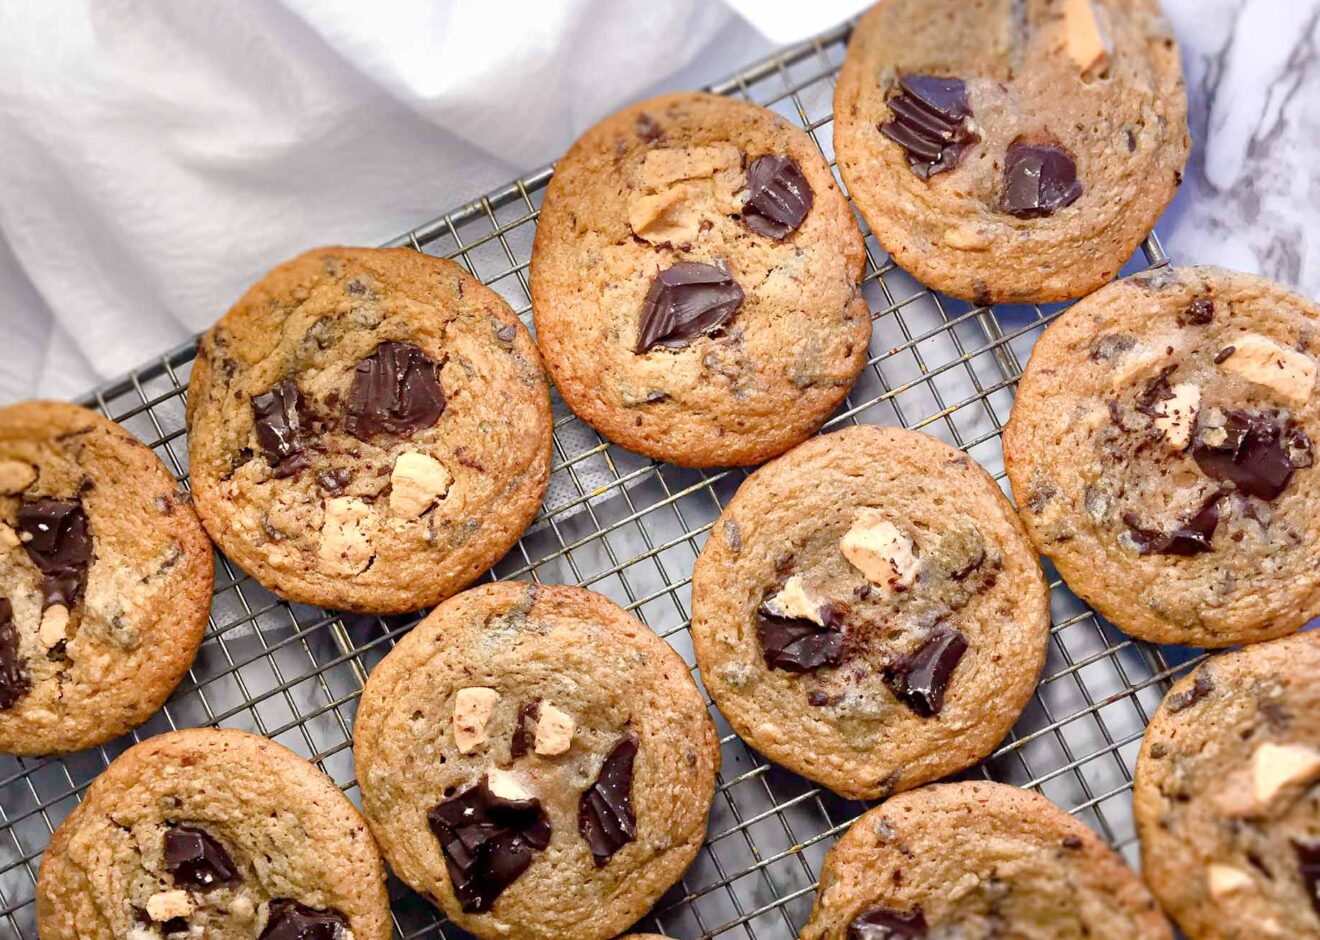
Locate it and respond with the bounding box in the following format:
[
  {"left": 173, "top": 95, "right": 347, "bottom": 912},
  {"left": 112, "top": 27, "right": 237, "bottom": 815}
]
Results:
[{"left": 0, "top": 20, "right": 1205, "bottom": 940}]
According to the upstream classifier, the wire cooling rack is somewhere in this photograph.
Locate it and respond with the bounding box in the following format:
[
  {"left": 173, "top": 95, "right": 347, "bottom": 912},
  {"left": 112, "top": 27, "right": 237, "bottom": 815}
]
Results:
[{"left": 0, "top": 20, "right": 1204, "bottom": 939}]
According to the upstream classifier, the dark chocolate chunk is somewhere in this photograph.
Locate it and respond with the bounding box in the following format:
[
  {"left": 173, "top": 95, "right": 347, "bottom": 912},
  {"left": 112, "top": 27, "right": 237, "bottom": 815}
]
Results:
[
  {"left": 848, "top": 905, "right": 928, "bottom": 939},
  {"left": 251, "top": 380, "right": 309, "bottom": 478},
  {"left": 757, "top": 600, "right": 845, "bottom": 673},
  {"left": 1122, "top": 490, "right": 1224, "bottom": 556},
  {"left": 635, "top": 113, "right": 664, "bottom": 143},
  {"left": 316, "top": 468, "right": 351, "bottom": 494},
  {"left": 741, "top": 154, "right": 813, "bottom": 239},
  {"left": 510, "top": 700, "right": 540, "bottom": 760},
  {"left": 345, "top": 341, "right": 445, "bottom": 440},
  {"left": 579, "top": 734, "right": 638, "bottom": 866},
  {"left": 999, "top": 140, "right": 1084, "bottom": 218},
  {"left": 0, "top": 599, "right": 30, "bottom": 710},
  {"left": 1177, "top": 298, "right": 1215, "bottom": 326},
  {"left": 1296, "top": 839, "right": 1320, "bottom": 919},
  {"left": 164, "top": 825, "right": 240, "bottom": 891},
  {"left": 1192, "top": 410, "right": 1310, "bottom": 500},
  {"left": 1166, "top": 671, "right": 1214, "bottom": 713},
  {"left": 259, "top": 899, "right": 351, "bottom": 940},
  {"left": 883, "top": 629, "right": 968, "bottom": 717},
  {"left": 1134, "top": 365, "right": 1177, "bottom": 416},
  {"left": 635, "top": 262, "right": 744, "bottom": 353},
  {"left": 429, "top": 776, "right": 551, "bottom": 913},
  {"left": 17, "top": 498, "right": 92, "bottom": 608},
  {"left": 1062, "top": 835, "right": 1084, "bottom": 850},
  {"left": 879, "top": 74, "right": 979, "bottom": 179}
]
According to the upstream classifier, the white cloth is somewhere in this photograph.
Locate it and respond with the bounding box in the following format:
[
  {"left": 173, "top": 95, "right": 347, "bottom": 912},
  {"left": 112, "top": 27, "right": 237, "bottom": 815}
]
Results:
[{"left": 0, "top": 0, "right": 1313, "bottom": 404}]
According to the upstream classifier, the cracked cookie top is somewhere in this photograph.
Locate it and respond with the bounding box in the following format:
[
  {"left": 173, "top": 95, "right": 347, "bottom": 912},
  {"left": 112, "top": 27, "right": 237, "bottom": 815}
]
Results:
[
  {"left": 36, "top": 728, "right": 391, "bottom": 940},
  {"left": 353, "top": 582, "right": 718, "bottom": 940},
  {"left": 803, "top": 781, "right": 1171, "bottom": 939},
  {"left": 1005, "top": 266, "right": 1320, "bottom": 646},
  {"left": 530, "top": 92, "right": 870, "bottom": 468},
  {"left": 690, "top": 425, "right": 1050, "bottom": 800},
  {"left": 834, "top": 0, "right": 1188, "bottom": 304},
  {"left": 0, "top": 401, "right": 212, "bottom": 755},
  {"left": 186, "top": 247, "right": 553, "bottom": 614}
]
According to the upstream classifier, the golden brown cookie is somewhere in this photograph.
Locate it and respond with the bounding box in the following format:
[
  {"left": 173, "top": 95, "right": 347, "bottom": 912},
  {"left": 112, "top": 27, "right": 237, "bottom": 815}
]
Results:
[
  {"left": 36, "top": 728, "right": 391, "bottom": 940},
  {"left": 1005, "top": 266, "right": 1320, "bottom": 647},
  {"left": 531, "top": 92, "right": 870, "bottom": 467},
  {"left": 1134, "top": 632, "right": 1320, "bottom": 938},
  {"left": 834, "top": 0, "right": 1188, "bottom": 303},
  {"left": 187, "top": 246, "right": 552, "bottom": 614},
  {"left": 803, "top": 781, "right": 1171, "bottom": 938},
  {"left": 353, "top": 582, "right": 718, "bottom": 940},
  {"left": 691, "top": 425, "right": 1050, "bottom": 800},
  {"left": 0, "top": 401, "right": 212, "bottom": 755}
]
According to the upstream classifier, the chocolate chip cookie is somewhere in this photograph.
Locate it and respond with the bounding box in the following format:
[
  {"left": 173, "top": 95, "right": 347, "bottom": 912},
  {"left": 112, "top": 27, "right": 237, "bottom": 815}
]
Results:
[
  {"left": 0, "top": 401, "right": 212, "bottom": 755},
  {"left": 353, "top": 582, "right": 719, "bottom": 940},
  {"left": 36, "top": 727, "right": 391, "bottom": 940},
  {"left": 833, "top": 0, "right": 1189, "bottom": 304},
  {"left": 1134, "top": 632, "right": 1320, "bottom": 939},
  {"left": 803, "top": 780, "right": 1172, "bottom": 938},
  {"left": 530, "top": 92, "right": 871, "bottom": 468},
  {"left": 690, "top": 425, "right": 1050, "bottom": 800},
  {"left": 1004, "top": 266, "right": 1320, "bottom": 647},
  {"left": 187, "top": 247, "right": 552, "bottom": 614}
]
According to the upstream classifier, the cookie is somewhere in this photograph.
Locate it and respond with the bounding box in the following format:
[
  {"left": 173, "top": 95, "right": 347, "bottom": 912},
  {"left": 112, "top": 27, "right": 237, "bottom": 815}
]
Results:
[
  {"left": 36, "top": 728, "right": 391, "bottom": 940},
  {"left": 802, "top": 780, "right": 1171, "bottom": 938},
  {"left": 187, "top": 246, "right": 552, "bottom": 614},
  {"left": 1004, "top": 266, "right": 1320, "bottom": 647},
  {"left": 1134, "top": 632, "right": 1320, "bottom": 938},
  {"left": 690, "top": 425, "right": 1049, "bottom": 800},
  {"left": 353, "top": 582, "right": 718, "bottom": 940},
  {"left": 833, "top": 0, "right": 1188, "bottom": 304},
  {"left": 530, "top": 91, "right": 870, "bottom": 468},
  {"left": 0, "top": 401, "right": 212, "bottom": 755}
]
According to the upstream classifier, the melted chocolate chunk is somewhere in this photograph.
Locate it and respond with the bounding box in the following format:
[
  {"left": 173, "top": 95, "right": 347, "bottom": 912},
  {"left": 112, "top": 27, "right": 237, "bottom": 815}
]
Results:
[
  {"left": 1177, "top": 298, "right": 1215, "bottom": 326},
  {"left": 0, "top": 598, "right": 30, "bottom": 710},
  {"left": 848, "top": 906, "right": 929, "bottom": 939},
  {"left": 1123, "top": 490, "right": 1224, "bottom": 556},
  {"left": 1296, "top": 839, "right": 1320, "bottom": 919},
  {"left": 316, "top": 468, "right": 351, "bottom": 494},
  {"left": 1166, "top": 671, "right": 1214, "bottom": 713},
  {"left": 741, "top": 154, "right": 813, "bottom": 239},
  {"left": 757, "top": 601, "right": 845, "bottom": 673},
  {"left": 1134, "top": 365, "right": 1177, "bottom": 416},
  {"left": 579, "top": 735, "right": 638, "bottom": 866},
  {"left": 635, "top": 262, "right": 744, "bottom": 353},
  {"left": 428, "top": 777, "right": 551, "bottom": 913},
  {"left": 999, "top": 140, "right": 1084, "bottom": 218},
  {"left": 164, "top": 825, "right": 240, "bottom": 891},
  {"left": 17, "top": 498, "right": 92, "bottom": 608},
  {"left": 252, "top": 380, "right": 309, "bottom": 478},
  {"left": 1192, "top": 410, "right": 1311, "bottom": 500},
  {"left": 259, "top": 899, "right": 351, "bottom": 940},
  {"left": 883, "top": 629, "right": 968, "bottom": 718},
  {"left": 345, "top": 341, "right": 445, "bottom": 440},
  {"left": 510, "top": 700, "right": 540, "bottom": 759},
  {"left": 879, "top": 75, "right": 978, "bottom": 179}
]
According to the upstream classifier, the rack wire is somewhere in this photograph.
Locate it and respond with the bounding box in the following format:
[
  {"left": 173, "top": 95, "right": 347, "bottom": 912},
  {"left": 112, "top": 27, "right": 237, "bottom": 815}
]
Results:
[{"left": 0, "top": 20, "right": 1202, "bottom": 939}]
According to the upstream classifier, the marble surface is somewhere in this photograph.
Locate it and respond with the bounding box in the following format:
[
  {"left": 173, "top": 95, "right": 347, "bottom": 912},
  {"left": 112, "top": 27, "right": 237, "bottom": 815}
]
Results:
[{"left": 0, "top": 0, "right": 1314, "bottom": 402}]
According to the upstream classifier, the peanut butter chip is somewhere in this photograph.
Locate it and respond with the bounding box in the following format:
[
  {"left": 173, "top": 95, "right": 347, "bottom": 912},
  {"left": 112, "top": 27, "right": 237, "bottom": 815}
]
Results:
[
  {"left": 388, "top": 452, "right": 453, "bottom": 520},
  {"left": 145, "top": 889, "right": 194, "bottom": 922},
  {"left": 1206, "top": 864, "right": 1253, "bottom": 900},
  {"left": 38, "top": 604, "right": 69, "bottom": 648},
  {"left": 0, "top": 460, "right": 36, "bottom": 495},
  {"left": 1153, "top": 382, "right": 1200, "bottom": 450},
  {"left": 763, "top": 575, "right": 824, "bottom": 624},
  {"left": 453, "top": 687, "right": 500, "bottom": 754},
  {"left": 840, "top": 510, "right": 919, "bottom": 591},
  {"left": 628, "top": 145, "right": 744, "bottom": 245},
  {"left": 1062, "top": 0, "right": 1112, "bottom": 74},
  {"left": 486, "top": 766, "right": 533, "bottom": 802},
  {"left": 533, "top": 703, "right": 575, "bottom": 756},
  {"left": 318, "top": 497, "right": 374, "bottom": 576}
]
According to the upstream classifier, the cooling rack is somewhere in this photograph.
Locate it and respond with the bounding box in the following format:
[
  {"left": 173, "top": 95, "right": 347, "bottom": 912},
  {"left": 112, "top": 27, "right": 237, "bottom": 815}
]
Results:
[{"left": 0, "top": 19, "right": 1203, "bottom": 939}]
